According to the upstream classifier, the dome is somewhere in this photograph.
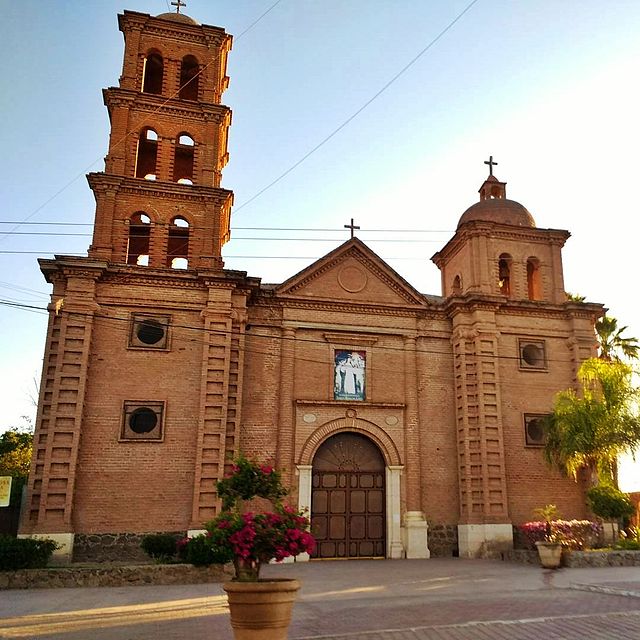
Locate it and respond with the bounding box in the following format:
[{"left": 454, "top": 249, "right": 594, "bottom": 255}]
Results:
[
  {"left": 156, "top": 12, "right": 199, "bottom": 25},
  {"left": 457, "top": 198, "right": 536, "bottom": 229}
]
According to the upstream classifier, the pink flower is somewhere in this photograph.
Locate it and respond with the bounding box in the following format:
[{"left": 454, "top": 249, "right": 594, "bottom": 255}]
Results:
[{"left": 260, "top": 465, "right": 273, "bottom": 474}]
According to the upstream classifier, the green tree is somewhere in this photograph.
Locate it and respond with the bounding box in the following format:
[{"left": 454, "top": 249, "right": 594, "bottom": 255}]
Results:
[
  {"left": 595, "top": 316, "right": 639, "bottom": 362},
  {"left": 0, "top": 428, "right": 33, "bottom": 505},
  {"left": 543, "top": 358, "right": 640, "bottom": 486}
]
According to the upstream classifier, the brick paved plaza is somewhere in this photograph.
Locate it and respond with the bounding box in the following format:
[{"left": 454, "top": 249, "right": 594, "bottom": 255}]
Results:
[{"left": 1, "top": 559, "right": 639, "bottom": 639}]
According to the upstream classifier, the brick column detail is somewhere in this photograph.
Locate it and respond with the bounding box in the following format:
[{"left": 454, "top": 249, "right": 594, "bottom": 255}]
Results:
[
  {"left": 190, "top": 286, "right": 236, "bottom": 527},
  {"left": 403, "top": 335, "right": 422, "bottom": 511},
  {"left": 276, "top": 326, "right": 296, "bottom": 486},
  {"left": 22, "top": 270, "right": 101, "bottom": 534},
  {"left": 451, "top": 325, "right": 509, "bottom": 524}
]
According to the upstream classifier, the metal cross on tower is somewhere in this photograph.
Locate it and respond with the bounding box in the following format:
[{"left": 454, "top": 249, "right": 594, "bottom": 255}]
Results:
[
  {"left": 484, "top": 155, "right": 498, "bottom": 176},
  {"left": 171, "top": 0, "right": 187, "bottom": 13},
  {"left": 344, "top": 218, "right": 360, "bottom": 239}
]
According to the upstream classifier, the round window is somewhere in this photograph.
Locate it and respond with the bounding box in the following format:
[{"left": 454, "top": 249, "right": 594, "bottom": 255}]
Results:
[
  {"left": 129, "top": 407, "right": 158, "bottom": 434},
  {"left": 137, "top": 319, "right": 165, "bottom": 345},
  {"left": 526, "top": 419, "right": 543, "bottom": 442},
  {"left": 522, "top": 343, "right": 543, "bottom": 367}
]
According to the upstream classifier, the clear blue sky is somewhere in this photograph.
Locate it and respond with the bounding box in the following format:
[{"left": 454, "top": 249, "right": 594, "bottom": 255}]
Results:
[{"left": 1, "top": 1, "right": 639, "bottom": 484}]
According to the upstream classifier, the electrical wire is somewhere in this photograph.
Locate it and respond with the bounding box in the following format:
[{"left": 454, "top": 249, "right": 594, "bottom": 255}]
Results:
[
  {"left": 0, "top": 223, "right": 454, "bottom": 232},
  {"left": 0, "top": 232, "right": 449, "bottom": 243},
  {"left": 0, "top": 297, "right": 596, "bottom": 370},
  {"left": 0, "top": 0, "right": 285, "bottom": 241},
  {"left": 232, "top": 0, "right": 480, "bottom": 214}
]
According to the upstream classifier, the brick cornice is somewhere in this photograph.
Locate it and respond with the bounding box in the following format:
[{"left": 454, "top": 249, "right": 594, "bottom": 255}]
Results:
[
  {"left": 87, "top": 173, "right": 233, "bottom": 205},
  {"left": 252, "top": 296, "right": 425, "bottom": 319},
  {"left": 102, "top": 88, "right": 230, "bottom": 122},
  {"left": 118, "top": 11, "right": 231, "bottom": 48},
  {"left": 432, "top": 222, "right": 571, "bottom": 265}
]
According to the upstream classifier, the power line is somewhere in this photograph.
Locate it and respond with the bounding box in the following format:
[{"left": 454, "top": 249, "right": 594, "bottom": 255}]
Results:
[
  {"left": 0, "top": 232, "right": 448, "bottom": 243},
  {"left": 0, "top": 251, "right": 431, "bottom": 260},
  {"left": 0, "top": 297, "right": 592, "bottom": 370},
  {"left": 1, "top": 0, "right": 284, "bottom": 241},
  {"left": 0, "top": 222, "right": 454, "bottom": 233},
  {"left": 232, "top": 0, "right": 480, "bottom": 214}
]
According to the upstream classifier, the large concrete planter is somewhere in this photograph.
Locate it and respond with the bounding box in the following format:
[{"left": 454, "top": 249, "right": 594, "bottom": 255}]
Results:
[
  {"left": 223, "top": 578, "right": 300, "bottom": 640},
  {"left": 535, "top": 541, "right": 562, "bottom": 569}
]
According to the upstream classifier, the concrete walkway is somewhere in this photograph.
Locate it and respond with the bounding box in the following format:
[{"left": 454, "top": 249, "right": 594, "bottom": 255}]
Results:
[{"left": 1, "top": 559, "right": 639, "bottom": 639}]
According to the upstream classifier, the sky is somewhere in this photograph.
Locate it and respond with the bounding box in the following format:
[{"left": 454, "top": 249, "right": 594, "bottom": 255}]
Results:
[{"left": 1, "top": 1, "right": 639, "bottom": 489}]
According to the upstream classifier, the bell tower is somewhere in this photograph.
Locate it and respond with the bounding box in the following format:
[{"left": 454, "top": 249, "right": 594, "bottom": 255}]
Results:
[
  {"left": 21, "top": 9, "right": 255, "bottom": 563},
  {"left": 87, "top": 9, "right": 233, "bottom": 270}
]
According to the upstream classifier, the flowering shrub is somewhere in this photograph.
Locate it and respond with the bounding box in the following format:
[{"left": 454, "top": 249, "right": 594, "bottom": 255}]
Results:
[
  {"left": 216, "top": 455, "right": 287, "bottom": 511},
  {"left": 181, "top": 456, "right": 315, "bottom": 580},
  {"left": 519, "top": 519, "right": 601, "bottom": 550}
]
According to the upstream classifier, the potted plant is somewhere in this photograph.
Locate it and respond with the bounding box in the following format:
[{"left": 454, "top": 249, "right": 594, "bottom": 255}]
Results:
[
  {"left": 182, "top": 456, "right": 315, "bottom": 640},
  {"left": 524, "top": 504, "right": 563, "bottom": 569}
]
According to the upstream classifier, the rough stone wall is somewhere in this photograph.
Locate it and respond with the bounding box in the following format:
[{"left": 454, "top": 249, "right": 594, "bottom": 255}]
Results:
[
  {"left": 427, "top": 524, "right": 459, "bottom": 557},
  {"left": 0, "top": 563, "right": 233, "bottom": 590},
  {"left": 73, "top": 532, "right": 183, "bottom": 563}
]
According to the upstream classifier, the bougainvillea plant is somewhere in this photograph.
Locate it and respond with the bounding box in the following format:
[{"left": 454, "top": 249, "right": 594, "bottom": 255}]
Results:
[
  {"left": 179, "top": 455, "right": 315, "bottom": 581},
  {"left": 215, "top": 456, "right": 287, "bottom": 510},
  {"left": 519, "top": 519, "right": 602, "bottom": 550}
]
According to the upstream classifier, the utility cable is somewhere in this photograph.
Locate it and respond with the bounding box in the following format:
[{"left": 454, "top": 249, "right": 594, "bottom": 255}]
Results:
[
  {"left": 232, "top": 0, "right": 480, "bottom": 214},
  {"left": 0, "top": 0, "right": 284, "bottom": 241},
  {"left": 0, "top": 297, "right": 597, "bottom": 369}
]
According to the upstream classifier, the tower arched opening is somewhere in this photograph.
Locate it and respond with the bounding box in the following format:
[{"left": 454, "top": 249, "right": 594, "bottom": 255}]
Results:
[
  {"left": 126, "top": 212, "right": 151, "bottom": 266},
  {"left": 142, "top": 51, "right": 163, "bottom": 95},
  {"left": 174, "top": 133, "right": 195, "bottom": 184},
  {"left": 452, "top": 274, "right": 462, "bottom": 296},
  {"left": 167, "top": 216, "right": 190, "bottom": 269},
  {"left": 498, "top": 253, "right": 512, "bottom": 296},
  {"left": 135, "top": 128, "right": 159, "bottom": 180}
]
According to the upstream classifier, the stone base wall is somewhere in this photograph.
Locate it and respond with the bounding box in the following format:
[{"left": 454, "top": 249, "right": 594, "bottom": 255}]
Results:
[
  {"left": 512, "top": 525, "right": 530, "bottom": 550},
  {"left": 428, "top": 524, "right": 458, "bottom": 557},
  {"left": 73, "top": 532, "right": 184, "bottom": 563},
  {"left": 504, "top": 548, "right": 640, "bottom": 567},
  {"left": 564, "top": 550, "right": 640, "bottom": 568},
  {"left": 0, "top": 563, "right": 233, "bottom": 590},
  {"left": 503, "top": 549, "right": 538, "bottom": 564}
]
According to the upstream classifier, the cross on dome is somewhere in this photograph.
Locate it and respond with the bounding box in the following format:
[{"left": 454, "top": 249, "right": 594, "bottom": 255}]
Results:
[
  {"left": 171, "top": 0, "right": 187, "bottom": 14},
  {"left": 484, "top": 155, "right": 498, "bottom": 177}
]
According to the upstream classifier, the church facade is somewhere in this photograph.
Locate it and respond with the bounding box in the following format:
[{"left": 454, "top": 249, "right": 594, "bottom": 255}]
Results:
[{"left": 20, "top": 9, "right": 603, "bottom": 562}]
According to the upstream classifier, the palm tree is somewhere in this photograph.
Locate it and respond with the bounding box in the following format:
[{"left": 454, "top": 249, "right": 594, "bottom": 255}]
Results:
[
  {"left": 595, "top": 316, "right": 639, "bottom": 362},
  {"left": 542, "top": 358, "right": 640, "bottom": 486}
]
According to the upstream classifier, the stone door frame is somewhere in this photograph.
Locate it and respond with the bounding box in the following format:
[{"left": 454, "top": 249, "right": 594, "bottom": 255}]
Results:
[{"left": 296, "top": 417, "right": 404, "bottom": 559}]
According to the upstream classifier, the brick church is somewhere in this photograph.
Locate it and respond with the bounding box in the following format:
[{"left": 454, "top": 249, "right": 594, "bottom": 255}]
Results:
[{"left": 21, "top": 9, "right": 603, "bottom": 563}]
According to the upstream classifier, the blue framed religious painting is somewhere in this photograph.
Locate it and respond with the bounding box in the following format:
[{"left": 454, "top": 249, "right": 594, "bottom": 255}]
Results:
[{"left": 334, "top": 350, "right": 366, "bottom": 401}]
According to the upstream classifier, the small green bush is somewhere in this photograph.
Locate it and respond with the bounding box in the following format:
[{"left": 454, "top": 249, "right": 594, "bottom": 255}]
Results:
[
  {"left": 177, "top": 534, "right": 232, "bottom": 567},
  {"left": 0, "top": 535, "right": 59, "bottom": 570},
  {"left": 616, "top": 538, "right": 640, "bottom": 551},
  {"left": 140, "top": 533, "right": 181, "bottom": 562},
  {"left": 587, "top": 485, "right": 635, "bottom": 521}
]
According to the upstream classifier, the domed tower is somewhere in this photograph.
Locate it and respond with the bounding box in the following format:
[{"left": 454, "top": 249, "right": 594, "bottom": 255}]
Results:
[
  {"left": 432, "top": 164, "right": 568, "bottom": 304},
  {"left": 430, "top": 161, "right": 601, "bottom": 558}
]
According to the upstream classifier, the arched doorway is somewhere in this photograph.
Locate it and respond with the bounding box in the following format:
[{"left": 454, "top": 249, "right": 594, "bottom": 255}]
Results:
[{"left": 311, "top": 432, "right": 385, "bottom": 558}]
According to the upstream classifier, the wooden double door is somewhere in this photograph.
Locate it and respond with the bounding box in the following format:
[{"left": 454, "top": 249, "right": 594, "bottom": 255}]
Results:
[{"left": 311, "top": 432, "right": 386, "bottom": 558}]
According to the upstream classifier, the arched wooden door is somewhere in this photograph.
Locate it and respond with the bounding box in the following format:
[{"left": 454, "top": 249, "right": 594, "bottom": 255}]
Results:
[{"left": 311, "top": 432, "right": 385, "bottom": 558}]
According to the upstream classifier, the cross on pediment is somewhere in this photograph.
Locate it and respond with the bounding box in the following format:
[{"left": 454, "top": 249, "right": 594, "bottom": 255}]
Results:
[
  {"left": 344, "top": 218, "right": 360, "bottom": 239},
  {"left": 484, "top": 155, "right": 498, "bottom": 176},
  {"left": 171, "top": 0, "right": 187, "bottom": 14}
]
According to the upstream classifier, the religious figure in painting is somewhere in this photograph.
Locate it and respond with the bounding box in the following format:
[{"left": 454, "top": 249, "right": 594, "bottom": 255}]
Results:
[{"left": 334, "top": 350, "right": 365, "bottom": 400}]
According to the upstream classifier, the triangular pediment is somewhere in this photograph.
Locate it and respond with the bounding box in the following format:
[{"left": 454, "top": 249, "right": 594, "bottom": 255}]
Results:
[{"left": 274, "top": 238, "right": 426, "bottom": 307}]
